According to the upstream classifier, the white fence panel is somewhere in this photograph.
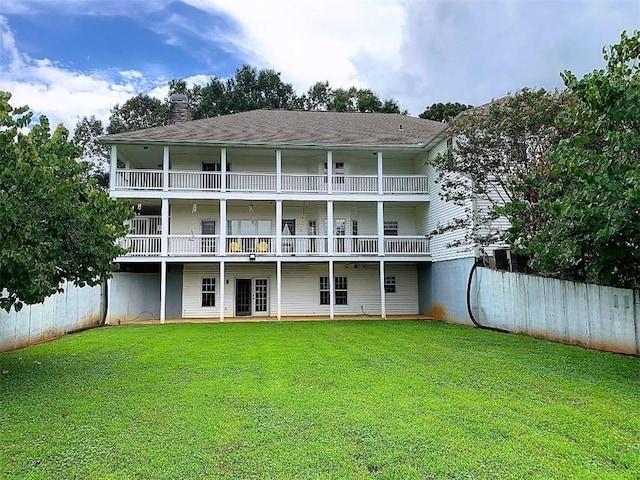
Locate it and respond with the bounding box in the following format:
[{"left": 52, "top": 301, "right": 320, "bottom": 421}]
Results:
[
  {"left": 0, "top": 282, "right": 104, "bottom": 352},
  {"left": 472, "top": 267, "right": 640, "bottom": 355}
]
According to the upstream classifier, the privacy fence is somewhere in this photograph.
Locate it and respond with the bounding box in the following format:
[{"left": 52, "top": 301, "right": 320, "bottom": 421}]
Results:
[
  {"left": 0, "top": 282, "right": 104, "bottom": 353},
  {"left": 471, "top": 267, "right": 640, "bottom": 356}
]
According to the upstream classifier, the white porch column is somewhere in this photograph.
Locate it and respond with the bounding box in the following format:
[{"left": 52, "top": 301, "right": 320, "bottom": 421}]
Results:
[
  {"left": 329, "top": 260, "right": 335, "bottom": 320},
  {"left": 160, "top": 261, "right": 167, "bottom": 324},
  {"left": 276, "top": 200, "right": 283, "bottom": 256},
  {"left": 276, "top": 150, "right": 282, "bottom": 193},
  {"left": 276, "top": 260, "right": 282, "bottom": 320},
  {"left": 327, "top": 201, "right": 334, "bottom": 255},
  {"left": 379, "top": 260, "right": 387, "bottom": 319},
  {"left": 219, "top": 261, "right": 225, "bottom": 322},
  {"left": 220, "top": 199, "right": 227, "bottom": 256},
  {"left": 326, "top": 151, "right": 333, "bottom": 194},
  {"left": 161, "top": 198, "right": 169, "bottom": 256},
  {"left": 109, "top": 145, "right": 117, "bottom": 190},
  {"left": 163, "top": 146, "right": 169, "bottom": 192},
  {"left": 105, "top": 278, "right": 112, "bottom": 325},
  {"left": 220, "top": 148, "right": 227, "bottom": 192},
  {"left": 377, "top": 151, "right": 384, "bottom": 194},
  {"left": 377, "top": 201, "right": 385, "bottom": 256}
]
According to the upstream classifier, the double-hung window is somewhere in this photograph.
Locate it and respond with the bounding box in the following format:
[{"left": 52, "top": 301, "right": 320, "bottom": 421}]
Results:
[
  {"left": 201, "top": 278, "right": 215, "bottom": 307},
  {"left": 319, "top": 276, "right": 348, "bottom": 305}
]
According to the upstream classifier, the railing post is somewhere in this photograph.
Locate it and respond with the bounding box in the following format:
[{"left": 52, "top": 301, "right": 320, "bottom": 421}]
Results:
[
  {"left": 163, "top": 146, "right": 169, "bottom": 191},
  {"left": 377, "top": 201, "right": 384, "bottom": 256},
  {"left": 220, "top": 199, "right": 227, "bottom": 256},
  {"left": 276, "top": 200, "right": 282, "bottom": 256},
  {"left": 109, "top": 145, "right": 117, "bottom": 190},
  {"left": 161, "top": 198, "right": 168, "bottom": 257},
  {"left": 221, "top": 148, "right": 227, "bottom": 192},
  {"left": 377, "top": 151, "right": 383, "bottom": 194},
  {"left": 327, "top": 201, "right": 334, "bottom": 255},
  {"left": 327, "top": 151, "right": 333, "bottom": 194},
  {"left": 379, "top": 260, "right": 386, "bottom": 319},
  {"left": 276, "top": 150, "right": 282, "bottom": 193}
]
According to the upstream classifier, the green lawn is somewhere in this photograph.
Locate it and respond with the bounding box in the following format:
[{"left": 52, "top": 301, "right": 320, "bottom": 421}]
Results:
[{"left": 1, "top": 321, "right": 639, "bottom": 479}]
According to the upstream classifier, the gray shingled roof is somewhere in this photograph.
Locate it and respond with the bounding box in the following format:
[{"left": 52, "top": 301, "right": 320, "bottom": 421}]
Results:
[{"left": 102, "top": 109, "right": 447, "bottom": 148}]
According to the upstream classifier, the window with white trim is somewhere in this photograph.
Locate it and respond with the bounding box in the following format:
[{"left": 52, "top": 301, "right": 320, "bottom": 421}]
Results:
[
  {"left": 384, "top": 276, "right": 396, "bottom": 293},
  {"left": 320, "top": 277, "right": 330, "bottom": 305},
  {"left": 384, "top": 221, "right": 398, "bottom": 236},
  {"left": 335, "top": 276, "right": 348, "bottom": 305},
  {"left": 201, "top": 278, "right": 215, "bottom": 307}
]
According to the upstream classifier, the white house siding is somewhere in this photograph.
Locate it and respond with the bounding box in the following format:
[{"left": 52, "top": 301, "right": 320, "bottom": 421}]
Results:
[
  {"left": 182, "top": 262, "right": 418, "bottom": 318},
  {"left": 425, "top": 140, "right": 473, "bottom": 262}
]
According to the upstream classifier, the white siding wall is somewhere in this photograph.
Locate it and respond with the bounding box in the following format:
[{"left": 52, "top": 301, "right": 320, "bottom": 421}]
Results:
[
  {"left": 182, "top": 262, "right": 418, "bottom": 318},
  {"left": 425, "top": 140, "right": 473, "bottom": 261}
]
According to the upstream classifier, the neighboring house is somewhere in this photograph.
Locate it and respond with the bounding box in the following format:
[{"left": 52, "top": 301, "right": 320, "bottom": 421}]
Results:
[{"left": 102, "top": 101, "right": 475, "bottom": 323}]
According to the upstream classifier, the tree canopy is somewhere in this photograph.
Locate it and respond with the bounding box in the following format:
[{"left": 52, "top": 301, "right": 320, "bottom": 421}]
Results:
[
  {"left": 419, "top": 102, "right": 473, "bottom": 122},
  {"left": 520, "top": 30, "right": 640, "bottom": 287},
  {"left": 73, "top": 115, "right": 109, "bottom": 188},
  {"left": 107, "top": 94, "right": 169, "bottom": 134},
  {"left": 0, "top": 92, "right": 133, "bottom": 312},
  {"left": 427, "top": 88, "right": 570, "bottom": 248}
]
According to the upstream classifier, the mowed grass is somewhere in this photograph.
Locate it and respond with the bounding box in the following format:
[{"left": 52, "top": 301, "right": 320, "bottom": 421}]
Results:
[{"left": 0, "top": 321, "right": 639, "bottom": 479}]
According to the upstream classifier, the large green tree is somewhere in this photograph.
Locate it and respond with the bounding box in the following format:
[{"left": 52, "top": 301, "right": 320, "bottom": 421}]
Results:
[
  {"left": 302, "top": 82, "right": 403, "bottom": 113},
  {"left": 73, "top": 115, "right": 109, "bottom": 188},
  {"left": 107, "top": 94, "right": 169, "bottom": 134},
  {"left": 427, "top": 88, "right": 570, "bottom": 248},
  {"left": 522, "top": 30, "right": 640, "bottom": 287},
  {"left": 0, "top": 92, "right": 133, "bottom": 312},
  {"left": 419, "top": 102, "right": 473, "bottom": 122}
]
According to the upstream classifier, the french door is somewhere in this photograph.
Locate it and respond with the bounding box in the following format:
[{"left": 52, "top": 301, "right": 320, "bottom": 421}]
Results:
[{"left": 235, "top": 278, "right": 269, "bottom": 316}]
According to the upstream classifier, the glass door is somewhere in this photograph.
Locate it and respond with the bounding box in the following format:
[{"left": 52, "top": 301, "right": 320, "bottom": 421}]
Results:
[{"left": 254, "top": 279, "right": 268, "bottom": 314}]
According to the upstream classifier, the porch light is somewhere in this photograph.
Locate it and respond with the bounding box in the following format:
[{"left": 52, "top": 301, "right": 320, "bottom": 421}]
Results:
[
  {"left": 249, "top": 253, "right": 256, "bottom": 261},
  {"left": 192, "top": 202, "right": 197, "bottom": 214}
]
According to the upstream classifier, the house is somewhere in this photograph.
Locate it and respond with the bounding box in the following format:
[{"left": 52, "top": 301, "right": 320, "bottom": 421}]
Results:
[{"left": 102, "top": 102, "right": 475, "bottom": 323}]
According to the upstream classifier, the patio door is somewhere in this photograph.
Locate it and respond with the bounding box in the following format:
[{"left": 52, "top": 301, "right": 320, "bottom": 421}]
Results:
[
  {"left": 254, "top": 279, "right": 268, "bottom": 314},
  {"left": 235, "top": 279, "right": 252, "bottom": 316}
]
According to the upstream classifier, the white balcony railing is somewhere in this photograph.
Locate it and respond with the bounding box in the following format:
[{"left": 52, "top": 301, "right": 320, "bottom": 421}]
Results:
[
  {"left": 168, "top": 235, "right": 219, "bottom": 255},
  {"left": 227, "top": 173, "right": 277, "bottom": 192},
  {"left": 384, "top": 236, "right": 430, "bottom": 254},
  {"left": 117, "top": 235, "right": 430, "bottom": 257},
  {"left": 115, "top": 169, "right": 162, "bottom": 190},
  {"left": 281, "top": 174, "right": 328, "bottom": 193},
  {"left": 170, "top": 171, "right": 220, "bottom": 190},
  {"left": 113, "top": 169, "right": 428, "bottom": 194},
  {"left": 117, "top": 235, "right": 161, "bottom": 255},
  {"left": 333, "top": 236, "right": 379, "bottom": 255},
  {"left": 383, "top": 175, "right": 428, "bottom": 194},
  {"left": 226, "top": 236, "right": 277, "bottom": 254},
  {"left": 281, "top": 235, "right": 328, "bottom": 254}
]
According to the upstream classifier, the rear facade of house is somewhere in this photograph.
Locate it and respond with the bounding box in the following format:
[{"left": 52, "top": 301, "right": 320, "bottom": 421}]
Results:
[{"left": 104, "top": 106, "right": 475, "bottom": 323}]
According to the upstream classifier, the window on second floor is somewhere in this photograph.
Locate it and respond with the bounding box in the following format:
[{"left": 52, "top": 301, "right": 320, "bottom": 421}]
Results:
[{"left": 384, "top": 221, "right": 399, "bottom": 236}]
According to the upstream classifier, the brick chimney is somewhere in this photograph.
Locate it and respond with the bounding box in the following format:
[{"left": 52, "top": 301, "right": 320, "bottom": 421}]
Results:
[{"left": 169, "top": 94, "right": 191, "bottom": 123}]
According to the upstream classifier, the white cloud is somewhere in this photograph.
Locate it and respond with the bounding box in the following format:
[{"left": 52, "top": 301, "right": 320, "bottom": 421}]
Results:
[{"left": 0, "top": 16, "right": 166, "bottom": 130}]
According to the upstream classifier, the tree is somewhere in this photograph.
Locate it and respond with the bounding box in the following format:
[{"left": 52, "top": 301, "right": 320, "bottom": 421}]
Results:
[
  {"left": 107, "top": 94, "right": 169, "bottom": 134},
  {"left": 73, "top": 115, "right": 109, "bottom": 188},
  {"left": 427, "top": 88, "right": 570, "bottom": 248},
  {"left": 0, "top": 92, "right": 133, "bottom": 312},
  {"left": 193, "top": 65, "right": 297, "bottom": 119},
  {"left": 522, "top": 30, "right": 640, "bottom": 287},
  {"left": 419, "top": 102, "right": 473, "bottom": 122}
]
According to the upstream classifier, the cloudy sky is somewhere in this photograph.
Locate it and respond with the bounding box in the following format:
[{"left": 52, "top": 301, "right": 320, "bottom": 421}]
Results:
[{"left": 0, "top": 0, "right": 637, "bottom": 129}]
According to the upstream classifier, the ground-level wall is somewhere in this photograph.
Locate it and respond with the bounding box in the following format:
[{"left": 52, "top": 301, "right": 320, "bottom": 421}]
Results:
[
  {"left": 471, "top": 267, "right": 640, "bottom": 355},
  {"left": 418, "top": 257, "right": 474, "bottom": 324},
  {"left": 0, "top": 281, "right": 104, "bottom": 353},
  {"left": 109, "top": 273, "right": 161, "bottom": 323}
]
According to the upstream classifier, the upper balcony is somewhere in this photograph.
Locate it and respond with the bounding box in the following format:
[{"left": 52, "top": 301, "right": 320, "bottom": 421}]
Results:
[
  {"left": 112, "top": 169, "right": 428, "bottom": 195},
  {"left": 109, "top": 145, "right": 430, "bottom": 198}
]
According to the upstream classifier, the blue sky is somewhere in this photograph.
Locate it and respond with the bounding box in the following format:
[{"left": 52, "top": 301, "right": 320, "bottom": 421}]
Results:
[{"left": 0, "top": 0, "right": 638, "bottom": 129}]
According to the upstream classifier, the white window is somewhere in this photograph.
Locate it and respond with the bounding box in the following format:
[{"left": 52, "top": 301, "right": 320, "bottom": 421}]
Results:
[
  {"left": 201, "top": 278, "right": 215, "bottom": 307},
  {"left": 384, "top": 221, "right": 398, "bottom": 236},
  {"left": 320, "top": 277, "right": 330, "bottom": 305},
  {"left": 319, "top": 276, "right": 348, "bottom": 305},
  {"left": 384, "top": 276, "right": 396, "bottom": 293}
]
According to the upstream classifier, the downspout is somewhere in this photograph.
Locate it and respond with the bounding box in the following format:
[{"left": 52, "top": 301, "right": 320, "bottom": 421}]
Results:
[{"left": 466, "top": 259, "right": 510, "bottom": 333}]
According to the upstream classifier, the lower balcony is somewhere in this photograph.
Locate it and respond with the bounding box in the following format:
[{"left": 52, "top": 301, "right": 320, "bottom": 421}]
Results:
[{"left": 116, "top": 235, "right": 430, "bottom": 257}]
